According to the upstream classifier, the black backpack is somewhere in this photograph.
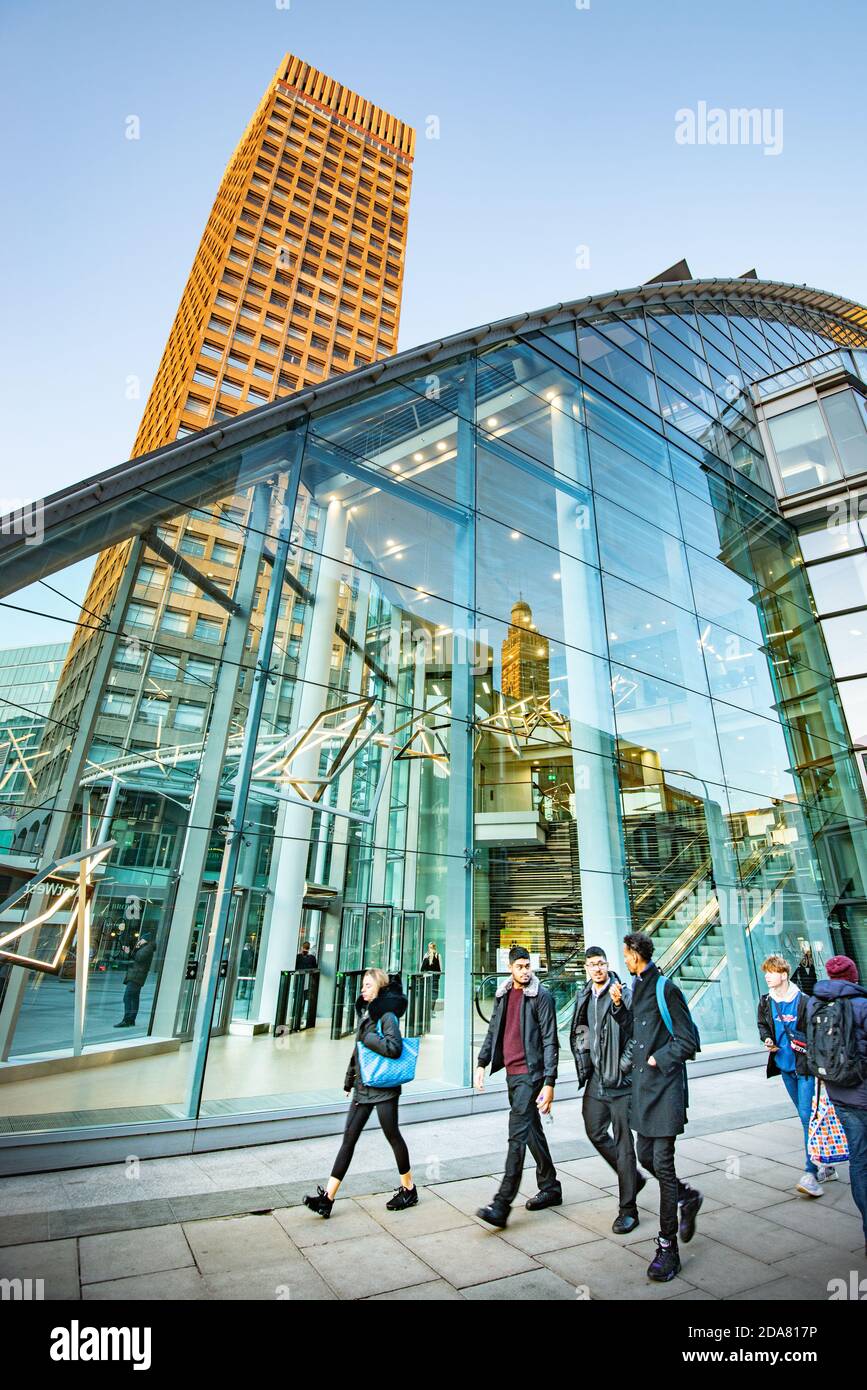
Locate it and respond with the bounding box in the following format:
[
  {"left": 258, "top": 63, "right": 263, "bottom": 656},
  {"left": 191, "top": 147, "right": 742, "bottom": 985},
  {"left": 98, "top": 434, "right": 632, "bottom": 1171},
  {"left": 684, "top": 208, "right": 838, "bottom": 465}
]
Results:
[{"left": 807, "top": 996, "right": 867, "bottom": 1088}]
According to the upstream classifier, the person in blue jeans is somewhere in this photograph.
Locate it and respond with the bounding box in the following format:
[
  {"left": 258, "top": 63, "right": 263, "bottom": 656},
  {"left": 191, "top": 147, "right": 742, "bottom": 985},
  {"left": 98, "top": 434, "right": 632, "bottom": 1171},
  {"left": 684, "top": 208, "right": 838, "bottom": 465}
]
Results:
[
  {"left": 757, "top": 953, "right": 834, "bottom": 1198},
  {"left": 808, "top": 956, "right": 867, "bottom": 1255}
]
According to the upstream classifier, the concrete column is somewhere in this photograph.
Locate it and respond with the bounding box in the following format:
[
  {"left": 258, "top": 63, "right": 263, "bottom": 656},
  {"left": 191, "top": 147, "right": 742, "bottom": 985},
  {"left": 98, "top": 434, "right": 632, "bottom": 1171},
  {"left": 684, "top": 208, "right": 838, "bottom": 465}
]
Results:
[
  {"left": 256, "top": 498, "right": 349, "bottom": 1025},
  {"left": 551, "top": 391, "right": 632, "bottom": 970}
]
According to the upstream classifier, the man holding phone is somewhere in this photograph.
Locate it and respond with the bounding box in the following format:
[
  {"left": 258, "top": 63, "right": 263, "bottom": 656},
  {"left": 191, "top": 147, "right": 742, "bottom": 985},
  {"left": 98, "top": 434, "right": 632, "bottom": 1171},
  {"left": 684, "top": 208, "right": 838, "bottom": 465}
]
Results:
[
  {"left": 570, "top": 946, "right": 645, "bottom": 1233},
  {"left": 475, "top": 946, "right": 560, "bottom": 1228}
]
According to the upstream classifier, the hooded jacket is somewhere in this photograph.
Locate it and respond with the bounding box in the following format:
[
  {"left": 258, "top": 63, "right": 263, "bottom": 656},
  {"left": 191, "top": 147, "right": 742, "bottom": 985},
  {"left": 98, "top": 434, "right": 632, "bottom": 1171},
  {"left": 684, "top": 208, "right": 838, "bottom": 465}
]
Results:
[
  {"left": 476, "top": 973, "right": 558, "bottom": 1088},
  {"left": 343, "top": 986, "right": 408, "bottom": 1105},
  {"left": 570, "top": 972, "right": 634, "bottom": 1096},
  {"left": 807, "top": 978, "right": 867, "bottom": 1109}
]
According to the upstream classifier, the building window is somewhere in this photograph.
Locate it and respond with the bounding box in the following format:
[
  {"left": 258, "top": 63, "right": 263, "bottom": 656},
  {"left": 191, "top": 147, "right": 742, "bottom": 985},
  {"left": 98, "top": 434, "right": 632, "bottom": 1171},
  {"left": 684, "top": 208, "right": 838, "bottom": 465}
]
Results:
[
  {"left": 149, "top": 651, "right": 181, "bottom": 681},
  {"left": 185, "top": 658, "right": 216, "bottom": 685},
  {"left": 767, "top": 402, "right": 842, "bottom": 495},
  {"left": 175, "top": 701, "right": 207, "bottom": 731},
  {"left": 211, "top": 542, "right": 238, "bottom": 566},
  {"left": 125, "top": 601, "right": 156, "bottom": 630},
  {"left": 179, "top": 534, "right": 207, "bottom": 557},
  {"left": 138, "top": 696, "right": 170, "bottom": 725},
  {"left": 100, "top": 691, "right": 133, "bottom": 718},
  {"left": 193, "top": 616, "right": 223, "bottom": 643},
  {"left": 159, "top": 609, "right": 188, "bottom": 636}
]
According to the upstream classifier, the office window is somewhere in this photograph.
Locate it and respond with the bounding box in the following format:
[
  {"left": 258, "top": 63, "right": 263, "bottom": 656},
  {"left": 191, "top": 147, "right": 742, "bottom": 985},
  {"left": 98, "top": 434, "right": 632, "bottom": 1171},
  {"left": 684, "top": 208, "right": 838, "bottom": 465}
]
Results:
[
  {"left": 175, "top": 701, "right": 207, "bottom": 731},
  {"left": 768, "top": 402, "right": 841, "bottom": 495},
  {"left": 185, "top": 658, "right": 216, "bottom": 684},
  {"left": 138, "top": 696, "right": 170, "bottom": 725},
  {"left": 159, "top": 608, "right": 188, "bottom": 635},
  {"left": 193, "top": 616, "right": 223, "bottom": 643},
  {"left": 179, "top": 534, "right": 207, "bottom": 557},
  {"left": 125, "top": 601, "right": 156, "bottom": 630},
  {"left": 100, "top": 691, "right": 133, "bottom": 718}
]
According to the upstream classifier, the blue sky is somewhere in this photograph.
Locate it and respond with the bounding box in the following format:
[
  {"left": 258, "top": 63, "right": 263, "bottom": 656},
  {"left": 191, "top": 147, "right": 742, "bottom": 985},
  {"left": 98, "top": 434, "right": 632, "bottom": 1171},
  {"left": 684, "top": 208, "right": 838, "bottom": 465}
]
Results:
[{"left": 1, "top": 0, "right": 866, "bottom": 508}]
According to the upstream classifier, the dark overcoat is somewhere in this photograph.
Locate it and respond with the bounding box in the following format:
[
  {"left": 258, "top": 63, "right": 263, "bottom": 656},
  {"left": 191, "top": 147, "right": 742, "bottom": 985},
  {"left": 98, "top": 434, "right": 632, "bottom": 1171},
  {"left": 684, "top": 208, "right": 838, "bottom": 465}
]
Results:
[{"left": 622, "top": 961, "right": 696, "bottom": 1137}]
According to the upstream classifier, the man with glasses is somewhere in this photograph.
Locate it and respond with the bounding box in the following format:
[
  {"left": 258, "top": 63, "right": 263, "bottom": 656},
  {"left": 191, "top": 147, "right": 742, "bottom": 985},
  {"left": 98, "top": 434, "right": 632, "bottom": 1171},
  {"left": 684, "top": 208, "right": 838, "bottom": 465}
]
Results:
[{"left": 571, "top": 946, "right": 645, "bottom": 1233}]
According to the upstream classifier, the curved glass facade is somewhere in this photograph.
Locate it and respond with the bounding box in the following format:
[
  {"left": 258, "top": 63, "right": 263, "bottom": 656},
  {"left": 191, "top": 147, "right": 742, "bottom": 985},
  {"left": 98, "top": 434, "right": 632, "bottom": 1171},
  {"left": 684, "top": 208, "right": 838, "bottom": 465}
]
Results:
[{"left": 3, "top": 287, "right": 867, "bottom": 1140}]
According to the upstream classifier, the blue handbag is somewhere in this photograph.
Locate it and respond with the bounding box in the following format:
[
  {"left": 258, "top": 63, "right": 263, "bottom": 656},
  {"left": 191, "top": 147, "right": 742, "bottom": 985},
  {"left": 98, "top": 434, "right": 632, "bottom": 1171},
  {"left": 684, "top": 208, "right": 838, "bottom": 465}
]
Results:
[{"left": 357, "top": 1019, "right": 420, "bottom": 1087}]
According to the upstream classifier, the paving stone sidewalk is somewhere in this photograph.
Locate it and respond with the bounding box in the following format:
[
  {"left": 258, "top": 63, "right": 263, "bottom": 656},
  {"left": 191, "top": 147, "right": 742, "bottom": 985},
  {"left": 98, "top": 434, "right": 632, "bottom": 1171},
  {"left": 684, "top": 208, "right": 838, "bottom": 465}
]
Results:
[{"left": 1, "top": 1068, "right": 865, "bottom": 1300}]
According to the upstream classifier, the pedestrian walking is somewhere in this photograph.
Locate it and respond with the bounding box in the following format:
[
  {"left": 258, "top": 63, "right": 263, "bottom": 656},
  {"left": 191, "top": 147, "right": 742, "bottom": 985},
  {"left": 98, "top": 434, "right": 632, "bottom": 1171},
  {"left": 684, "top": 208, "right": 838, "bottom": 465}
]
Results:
[
  {"left": 475, "top": 946, "right": 560, "bottom": 1228},
  {"left": 757, "top": 953, "right": 834, "bottom": 1196},
  {"left": 621, "top": 932, "right": 703, "bottom": 1281},
  {"left": 571, "top": 945, "right": 646, "bottom": 1233},
  {"left": 807, "top": 955, "right": 867, "bottom": 1254},
  {"left": 303, "top": 968, "right": 417, "bottom": 1217}
]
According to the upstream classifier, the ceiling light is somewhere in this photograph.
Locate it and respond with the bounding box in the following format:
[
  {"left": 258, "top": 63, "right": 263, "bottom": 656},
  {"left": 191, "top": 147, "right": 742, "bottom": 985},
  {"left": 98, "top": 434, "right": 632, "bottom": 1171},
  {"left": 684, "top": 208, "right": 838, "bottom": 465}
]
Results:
[
  {"left": 436, "top": 440, "right": 448, "bottom": 452},
  {"left": 511, "top": 531, "right": 520, "bottom": 539},
  {"left": 486, "top": 416, "right": 498, "bottom": 427},
  {"left": 413, "top": 452, "right": 424, "bottom": 462}
]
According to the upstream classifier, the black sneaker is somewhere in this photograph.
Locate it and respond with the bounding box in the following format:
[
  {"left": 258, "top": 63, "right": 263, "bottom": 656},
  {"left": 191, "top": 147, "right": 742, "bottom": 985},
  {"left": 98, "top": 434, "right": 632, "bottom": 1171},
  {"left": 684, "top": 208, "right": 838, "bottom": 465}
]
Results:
[
  {"left": 647, "top": 1236, "right": 681, "bottom": 1282},
  {"left": 303, "top": 1186, "right": 334, "bottom": 1218},
  {"left": 476, "top": 1200, "right": 510, "bottom": 1228},
  {"left": 525, "top": 1186, "right": 563, "bottom": 1211},
  {"left": 386, "top": 1185, "right": 419, "bottom": 1211},
  {"left": 612, "top": 1211, "right": 639, "bottom": 1235},
  {"left": 678, "top": 1189, "right": 703, "bottom": 1244}
]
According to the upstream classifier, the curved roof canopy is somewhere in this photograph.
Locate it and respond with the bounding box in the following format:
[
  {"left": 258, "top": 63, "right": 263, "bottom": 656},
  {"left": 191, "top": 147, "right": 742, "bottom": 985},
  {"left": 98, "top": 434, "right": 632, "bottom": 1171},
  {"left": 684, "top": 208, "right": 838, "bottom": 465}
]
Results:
[{"left": 2, "top": 275, "right": 867, "bottom": 598}]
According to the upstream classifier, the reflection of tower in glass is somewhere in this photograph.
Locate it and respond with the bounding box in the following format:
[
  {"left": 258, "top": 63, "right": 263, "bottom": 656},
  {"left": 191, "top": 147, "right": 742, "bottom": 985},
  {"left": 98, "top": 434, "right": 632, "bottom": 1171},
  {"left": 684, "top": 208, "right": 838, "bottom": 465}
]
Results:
[{"left": 501, "top": 598, "right": 550, "bottom": 701}]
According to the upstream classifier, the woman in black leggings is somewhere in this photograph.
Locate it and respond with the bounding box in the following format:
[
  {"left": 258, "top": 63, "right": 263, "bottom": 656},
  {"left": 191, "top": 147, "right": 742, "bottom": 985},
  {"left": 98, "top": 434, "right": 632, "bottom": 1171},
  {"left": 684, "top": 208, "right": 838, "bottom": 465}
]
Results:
[{"left": 304, "top": 968, "right": 417, "bottom": 1217}]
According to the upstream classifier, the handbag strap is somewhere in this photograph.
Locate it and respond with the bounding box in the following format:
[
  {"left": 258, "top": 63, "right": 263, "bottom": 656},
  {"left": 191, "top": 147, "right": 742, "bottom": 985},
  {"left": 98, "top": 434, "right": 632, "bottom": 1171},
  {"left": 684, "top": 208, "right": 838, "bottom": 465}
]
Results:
[{"left": 770, "top": 994, "right": 801, "bottom": 1046}]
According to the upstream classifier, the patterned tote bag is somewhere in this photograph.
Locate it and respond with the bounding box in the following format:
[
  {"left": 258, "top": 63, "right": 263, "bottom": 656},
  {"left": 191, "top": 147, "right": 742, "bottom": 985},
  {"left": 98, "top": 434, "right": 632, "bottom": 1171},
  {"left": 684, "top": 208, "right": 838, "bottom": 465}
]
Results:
[{"left": 808, "top": 1080, "right": 850, "bottom": 1166}]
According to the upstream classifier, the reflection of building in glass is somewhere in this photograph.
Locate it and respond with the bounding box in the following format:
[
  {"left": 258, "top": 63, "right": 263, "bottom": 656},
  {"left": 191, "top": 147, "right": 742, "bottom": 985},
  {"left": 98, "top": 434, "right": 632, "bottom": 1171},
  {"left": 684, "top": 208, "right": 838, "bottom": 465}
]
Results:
[
  {"left": 4, "top": 265, "right": 867, "bottom": 1167},
  {"left": 0, "top": 643, "right": 67, "bottom": 852},
  {"left": 501, "top": 599, "right": 551, "bottom": 700}
]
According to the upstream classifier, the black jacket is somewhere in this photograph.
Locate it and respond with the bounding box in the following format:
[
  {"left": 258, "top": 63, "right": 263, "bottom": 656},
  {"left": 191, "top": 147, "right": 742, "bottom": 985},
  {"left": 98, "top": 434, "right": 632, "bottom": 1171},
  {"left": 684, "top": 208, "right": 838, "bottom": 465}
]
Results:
[
  {"left": 757, "top": 990, "right": 810, "bottom": 1078},
  {"left": 123, "top": 940, "right": 154, "bottom": 987},
  {"left": 477, "top": 975, "right": 558, "bottom": 1088},
  {"left": 621, "top": 962, "right": 696, "bottom": 1137},
  {"left": 344, "top": 987, "right": 408, "bottom": 1105},
  {"left": 570, "top": 972, "right": 634, "bottom": 1097}
]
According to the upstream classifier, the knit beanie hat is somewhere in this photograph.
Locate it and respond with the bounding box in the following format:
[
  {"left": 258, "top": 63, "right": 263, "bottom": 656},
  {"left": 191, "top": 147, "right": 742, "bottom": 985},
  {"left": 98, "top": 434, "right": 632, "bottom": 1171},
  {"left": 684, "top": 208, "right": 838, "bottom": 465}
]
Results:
[{"left": 825, "top": 955, "right": 859, "bottom": 983}]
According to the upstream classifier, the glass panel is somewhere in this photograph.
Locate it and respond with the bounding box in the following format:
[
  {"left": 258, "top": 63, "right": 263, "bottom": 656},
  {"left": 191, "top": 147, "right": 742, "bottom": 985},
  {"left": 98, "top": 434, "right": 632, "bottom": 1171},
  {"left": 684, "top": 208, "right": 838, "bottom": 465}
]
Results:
[
  {"left": 823, "top": 389, "right": 867, "bottom": 478},
  {"left": 604, "top": 575, "right": 709, "bottom": 694},
  {"left": 838, "top": 679, "right": 867, "bottom": 746},
  {"left": 807, "top": 554, "right": 867, "bottom": 614},
  {"left": 821, "top": 612, "right": 867, "bottom": 677},
  {"left": 768, "top": 402, "right": 842, "bottom": 495}
]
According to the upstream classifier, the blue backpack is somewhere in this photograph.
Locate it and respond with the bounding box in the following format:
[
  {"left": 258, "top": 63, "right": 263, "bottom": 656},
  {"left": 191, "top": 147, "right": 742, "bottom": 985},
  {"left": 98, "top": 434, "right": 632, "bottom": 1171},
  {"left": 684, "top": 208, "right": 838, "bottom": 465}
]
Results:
[{"left": 655, "top": 974, "right": 701, "bottom": 1056}]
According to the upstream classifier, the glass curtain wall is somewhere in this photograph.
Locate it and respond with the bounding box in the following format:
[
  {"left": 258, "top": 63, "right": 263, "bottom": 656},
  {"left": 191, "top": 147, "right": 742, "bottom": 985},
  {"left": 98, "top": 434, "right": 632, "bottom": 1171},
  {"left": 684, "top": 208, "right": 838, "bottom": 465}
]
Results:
[{"left": 3, "top": 294, "right": 867, "bottom": 1137}]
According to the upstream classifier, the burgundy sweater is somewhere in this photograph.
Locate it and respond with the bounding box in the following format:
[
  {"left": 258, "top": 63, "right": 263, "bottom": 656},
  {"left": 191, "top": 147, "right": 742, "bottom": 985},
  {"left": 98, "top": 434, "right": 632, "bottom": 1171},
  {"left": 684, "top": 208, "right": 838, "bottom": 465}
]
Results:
[{"left": 503, "top": 987, "right": 529, "bottom": 1075}]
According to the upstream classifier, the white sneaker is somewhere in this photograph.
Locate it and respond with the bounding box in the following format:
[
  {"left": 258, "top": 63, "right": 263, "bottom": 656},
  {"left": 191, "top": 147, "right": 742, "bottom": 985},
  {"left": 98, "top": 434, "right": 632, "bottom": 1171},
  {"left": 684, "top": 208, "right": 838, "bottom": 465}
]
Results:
[
  {"left": 796, "top": 1172, "right": 824, "bottom": 1198},
  {"left": 818, "top": 1165, "right": 838, "bottom": 1183}
]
